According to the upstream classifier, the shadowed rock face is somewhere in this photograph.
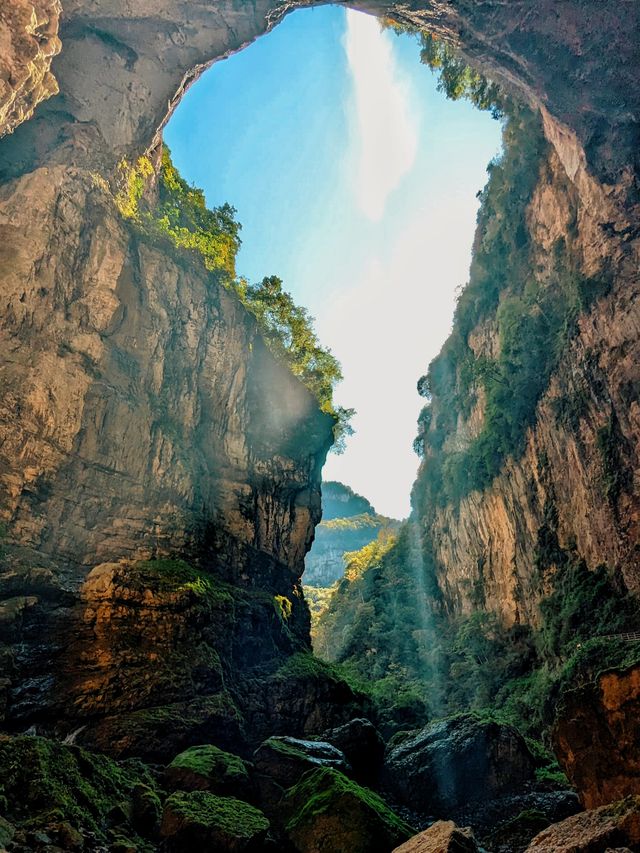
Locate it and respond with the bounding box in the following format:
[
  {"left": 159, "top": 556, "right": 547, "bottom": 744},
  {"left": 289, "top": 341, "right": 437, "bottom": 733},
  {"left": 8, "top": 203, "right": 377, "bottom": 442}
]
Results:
[
  {"left": 0, "top": 1, "right": 638, "bottom": 189},
  {"left": 383, "top": 715, "right": 537, "bottom": 816},
  {"left": 554, "top": 664, "right": 640, "bottom": 809}
]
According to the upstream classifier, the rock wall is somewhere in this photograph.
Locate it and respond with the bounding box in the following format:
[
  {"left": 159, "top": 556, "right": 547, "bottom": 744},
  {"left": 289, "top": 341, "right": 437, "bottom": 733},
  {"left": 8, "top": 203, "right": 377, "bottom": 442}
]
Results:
[
  {"left": 418, "top": 140, "right": 640, "bottom": 626},
  {"left": 0, "top": 165, "right": 332, "bottom": 587},
  {"left": 554, "top": 663, "right": 640, "bottom": 809},
  {"left": 0, "top": 0, "right": 61, "bottom": 137}
]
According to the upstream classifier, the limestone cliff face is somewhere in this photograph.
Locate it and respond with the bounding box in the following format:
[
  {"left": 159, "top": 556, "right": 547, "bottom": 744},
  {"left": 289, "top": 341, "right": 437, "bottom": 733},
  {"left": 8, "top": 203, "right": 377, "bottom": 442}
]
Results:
[
  {"left": 0, "top": 0, "right": 61, "bottom": 137},
  {"left": 0, "top": 165, "right": 332, "bottom": 589},
  {"left": 0, "top": 163, "right": 335, "bottom": 741},
  {"left": 417, "top": 140, "right": 640, "bottom": 626}
]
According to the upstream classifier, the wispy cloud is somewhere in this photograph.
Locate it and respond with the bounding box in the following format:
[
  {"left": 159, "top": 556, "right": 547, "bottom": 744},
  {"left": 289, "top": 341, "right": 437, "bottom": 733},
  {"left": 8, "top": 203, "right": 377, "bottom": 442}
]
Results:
[{"left": 344, "top": 10, "right": 418, "bottom": 221}]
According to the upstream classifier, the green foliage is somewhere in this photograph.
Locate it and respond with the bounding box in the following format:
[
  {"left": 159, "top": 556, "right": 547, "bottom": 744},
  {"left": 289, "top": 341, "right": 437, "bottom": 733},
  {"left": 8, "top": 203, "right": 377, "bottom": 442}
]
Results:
[
  {"left": 274, "top": 594, "right": 293, "bottom": 622},
  {"left": 320, "top": 513, "right": 392, "bottom": 532},
  {"left": 113, "top": 151, "right": 352, "bottom": 452},
  {"left": 419, "top": 32, "right": 504, "bottom": 116},
  {"left": 273, "top": 651, "right": 348, "bottom": 686},
  {"left": 128, "top": 559, "right": 234, "bottom": 603},
  {"left": 382, "top": 20, "right": 503, "bottom": 116},
  {"left": 305, "top": 584, "right": 336, "bottom": 629},
  {"left": 315, "top": 518, "right": 640, "bottom": 743},
  {"left": 413, "top": 104, "right": 612, "bottom": 515},
  {"left": 115, "top": 151, "right": 240, "bottom": 281},
  {"left": 233, "top": 275, "right": 354, "bottom": 449}
]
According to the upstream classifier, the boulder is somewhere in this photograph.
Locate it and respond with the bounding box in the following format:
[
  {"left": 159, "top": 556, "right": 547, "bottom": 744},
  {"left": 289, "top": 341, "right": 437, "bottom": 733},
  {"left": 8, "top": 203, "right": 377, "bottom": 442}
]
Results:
[
  {"left": 0, "top": 733, "right": 160, "bottom": 846},
  {"left": 383, "top": 714, "right": 536, "bottom": 815},
  {"left": 322, "top": 718, "right": 385, "bottom": 783},
  {"left": 392, "top": 820, "right": 478, "bottom": 853},
  {"left": 525, "top": 795, "right": 640, "bottom": 851},
  {"left": 160, "top": 790, "right": 269, "bottom": 851},
  {"left": 165, "top": 744, "right": 252, "bottom": 799},
  {"left": 284, "top": 767, "right": 414, "bottom": 853},
  {"left": 253, "top": 736, "right": 349, "bottom": 788}
]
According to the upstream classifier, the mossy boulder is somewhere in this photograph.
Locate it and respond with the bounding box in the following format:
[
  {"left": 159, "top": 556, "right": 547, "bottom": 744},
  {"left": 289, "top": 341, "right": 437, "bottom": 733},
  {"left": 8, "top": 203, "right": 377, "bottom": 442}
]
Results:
[
  {"left": 165, "top": 744, "right": 252, "bottom": 799},
  {"left": 131, "top": 782, "right": 162, "bottom": 836},
  {"left": 254, "top": 736, "right": 349, "bottom": 788},
  {"left": 283, "top": 767, "right": 414, "bottom": 853},
  {"left": 160, "top": 790, "right": 269, "bottom": 851},
  {"left": 81, "top": 692, "right": 245, "bottom": 762},
  {"left": 0, "top": 733, "right": 159, "bottom": 845}
]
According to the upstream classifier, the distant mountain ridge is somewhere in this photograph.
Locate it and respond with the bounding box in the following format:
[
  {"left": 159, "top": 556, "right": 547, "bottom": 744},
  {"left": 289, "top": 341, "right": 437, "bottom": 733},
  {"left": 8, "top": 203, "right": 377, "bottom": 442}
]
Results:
[
  {"left": 303, "top": 482, "right": 399, "bottom": 588},
  {"left": 320, "top": 481, "right": 376, "bottom": 521}
]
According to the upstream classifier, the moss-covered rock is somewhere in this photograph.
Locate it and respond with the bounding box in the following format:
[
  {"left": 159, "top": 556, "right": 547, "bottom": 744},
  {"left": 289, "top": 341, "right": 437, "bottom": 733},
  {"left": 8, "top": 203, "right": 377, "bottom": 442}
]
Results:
[
  {"left": 131, "top": 782, "right": 162, "bottom": 837},
  {"left": 165, "top": 744, "right": 252, "bottom": 799},
  {"left": 160, "top": 790, "right": 269, "bottom": 851},
  {"left": 254, "top": 736, "right": 349, "bottom": 788},
  {"left": 0, "top": 734, "right": 159, "bottom": 845},
  {"left": 82, "top": 692, "right": 245, "bottom": 762},
  {"left": 284, "top": 767, "right": 414, "bottom": 853},
  {"left": 0, "top": 815, "right": 15, "bottom": 849}
]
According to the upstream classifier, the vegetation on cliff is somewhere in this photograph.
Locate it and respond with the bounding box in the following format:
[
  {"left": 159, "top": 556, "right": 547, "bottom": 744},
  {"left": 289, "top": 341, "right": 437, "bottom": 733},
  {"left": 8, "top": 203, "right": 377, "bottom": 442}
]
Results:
[
  {"left": 113, "top": 148, "right": 353, "bottom": 449},
  {"left": 314, "top": 518, "right": 640, "bottom": 753}
]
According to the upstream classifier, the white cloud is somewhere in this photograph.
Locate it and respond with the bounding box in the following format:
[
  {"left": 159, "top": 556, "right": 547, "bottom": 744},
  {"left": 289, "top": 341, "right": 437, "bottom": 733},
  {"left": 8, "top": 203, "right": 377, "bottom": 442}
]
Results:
[{"left": 344, "top": 10, "right": 419, "bottom": 221}]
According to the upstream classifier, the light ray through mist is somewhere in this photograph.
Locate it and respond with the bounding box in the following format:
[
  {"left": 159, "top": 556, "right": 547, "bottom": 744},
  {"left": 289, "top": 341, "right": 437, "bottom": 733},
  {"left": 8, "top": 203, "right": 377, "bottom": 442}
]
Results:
[{"left": 344, "top": 10, "right": 418, "bottom": 221}]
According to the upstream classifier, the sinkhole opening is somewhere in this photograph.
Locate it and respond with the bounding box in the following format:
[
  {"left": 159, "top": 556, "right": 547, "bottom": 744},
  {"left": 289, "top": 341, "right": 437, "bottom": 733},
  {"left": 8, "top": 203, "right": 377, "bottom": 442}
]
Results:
[{"left": 163, "top": 6, "right": 503, "bottom": 528}]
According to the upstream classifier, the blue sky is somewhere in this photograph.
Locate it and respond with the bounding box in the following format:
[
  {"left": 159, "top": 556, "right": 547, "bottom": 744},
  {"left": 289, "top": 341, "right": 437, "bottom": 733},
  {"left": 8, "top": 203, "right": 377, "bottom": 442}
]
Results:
[{"left": 165, "top": 7, "right": 502, "bottom": 519}]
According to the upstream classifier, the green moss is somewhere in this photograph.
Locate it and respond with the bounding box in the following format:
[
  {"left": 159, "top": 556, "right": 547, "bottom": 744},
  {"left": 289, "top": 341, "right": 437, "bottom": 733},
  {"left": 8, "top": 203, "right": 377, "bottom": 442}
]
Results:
[
  {"left": 168, "top": 745, "right": 250, "bottom": 786},
  {"left": 274, "top": 652, "right": 346, "bottom": 685},
  {"left": 0, "top": 735, "right": 157, "bottom": 839},
  {"left": 127, "top": 559, "right": 234, "bottom": 603},
  {"left": 535, "top": 766, "right": 569, "bottom": 786},
  {"left": 274, "top": 594, "right": 293, "bottom": 622},
  {"left": 284, "top": 767, "right": 413, "bottom": 852},
  {"left": 164, "top": 791, "right": 268, "bottom": 838},
  {"left": 260, "top": 737, "right": 309, "bottom": 762}
]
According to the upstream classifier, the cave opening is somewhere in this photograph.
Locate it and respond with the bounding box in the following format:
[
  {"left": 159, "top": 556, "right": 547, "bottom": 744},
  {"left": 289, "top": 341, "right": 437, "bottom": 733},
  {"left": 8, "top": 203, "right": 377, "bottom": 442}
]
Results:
[{"left": 163, "top": 6, "right": 502, "bottom": 529}]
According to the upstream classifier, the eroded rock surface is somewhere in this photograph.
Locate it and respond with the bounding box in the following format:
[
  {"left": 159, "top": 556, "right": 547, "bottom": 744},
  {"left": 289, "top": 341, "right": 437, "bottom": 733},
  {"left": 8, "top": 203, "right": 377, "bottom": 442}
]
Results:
[
  {"left": 525, "top": 796, "right": 640, "bottom": 852},
  {"left": 392, "top": 821, "right": 479, "bottom": 853},
  {"left": 554, "top": 664, "right": 640, "bottom": 809},
  {"left": 0, "top": 0, "right": 61, "bottom": 137}
]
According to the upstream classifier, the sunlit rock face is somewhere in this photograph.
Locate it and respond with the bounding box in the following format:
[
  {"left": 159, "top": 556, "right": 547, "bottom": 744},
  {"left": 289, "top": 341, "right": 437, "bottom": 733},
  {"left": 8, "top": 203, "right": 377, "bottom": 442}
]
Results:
[
  {"left": 0, "top": 0, "right": 61, "bottom": 137},
  {"left": 554, "top": 663, "right": 640, "bottom": 809},
  {"left": 0, "top": 166, "right": 332, "bottom": 584}
]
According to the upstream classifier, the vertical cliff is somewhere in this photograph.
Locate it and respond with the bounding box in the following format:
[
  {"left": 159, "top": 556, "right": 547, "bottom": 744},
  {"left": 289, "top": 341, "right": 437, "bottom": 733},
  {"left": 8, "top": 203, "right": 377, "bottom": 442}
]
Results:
[
  {"left": 0, "top": 162, "right": 338, "bottom": 745},
  {"left": 413, "top": 106, "right": 640, "bottom": 626}
]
